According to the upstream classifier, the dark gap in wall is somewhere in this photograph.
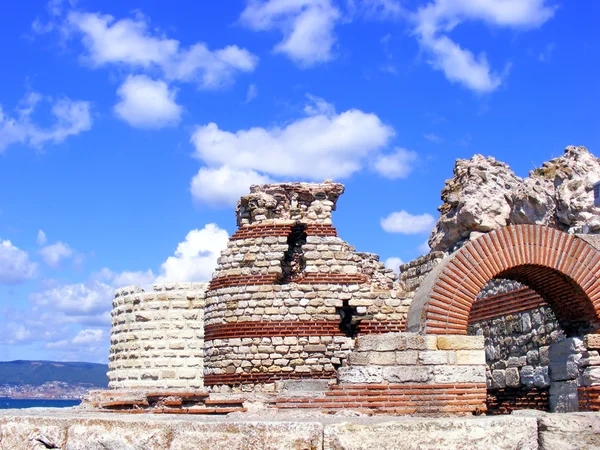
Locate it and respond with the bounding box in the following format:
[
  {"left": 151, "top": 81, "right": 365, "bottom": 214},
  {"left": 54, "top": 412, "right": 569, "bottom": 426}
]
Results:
[
  {"left": 280, "top": 223, "right": 307, "bottom": 284},
  {"left": 337, "top": 300, "right": 358, "bottom": 337}
]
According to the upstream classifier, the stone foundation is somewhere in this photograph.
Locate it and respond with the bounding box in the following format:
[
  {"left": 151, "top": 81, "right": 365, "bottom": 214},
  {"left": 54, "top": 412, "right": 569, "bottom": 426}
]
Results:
[
  {"left": 275, "top": 333, "right": 487, "bottom": 415},
  {"left": 2, "top": 409, "right": 600, "bottom": 450}
]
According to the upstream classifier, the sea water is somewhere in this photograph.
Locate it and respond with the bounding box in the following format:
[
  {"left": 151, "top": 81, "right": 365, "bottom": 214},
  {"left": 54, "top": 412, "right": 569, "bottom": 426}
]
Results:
[{"left": 0, "top": 397, "right": 80, "bottom": 409}]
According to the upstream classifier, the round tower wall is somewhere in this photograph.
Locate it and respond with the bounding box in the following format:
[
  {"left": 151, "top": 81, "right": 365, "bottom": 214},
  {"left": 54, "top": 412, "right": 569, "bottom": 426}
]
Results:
[
  {"left": 204, "top": 182, "right": 406, "bottom": 391},
  {"left": 108, "top": 282, "right": 206, "bottom": 390}
]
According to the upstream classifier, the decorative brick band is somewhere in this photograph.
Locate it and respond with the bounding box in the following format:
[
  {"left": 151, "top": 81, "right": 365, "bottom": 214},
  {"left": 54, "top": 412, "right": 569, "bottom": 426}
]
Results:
[
  {"left": 276, "top": 383, "right": 487, "bottom": 415},
  {"left": 204, "top": 370, "right": 337, "bottom": 387},
  {"left": 208, "top": 273, "right": 368, "bottom": 291},
  {"left": 305, "top": 224, "right": 338, "bottom": 236},
  {"left": 230, "top": 224, "right": 292, "bottom": 240},
  {"left": 486, "top": 387, "right": 549, "bottom": 415},
  {"left": 230, "top": 223, "right": 338, "bottom": 241},
  {"left": 469, "top": 287, "right": 547, "bottom": 324},
  {"left": 208, "top": 274, "right": 279, "bottom": 291},
  {"left": 357, "top": 320, "right": 406, "bottom": 335},
  {"left": 204, "top": 321, "right": 346, "bottom": 341},
  {"left": 578, "top": 386, "right": 600, "bottom": 411}
]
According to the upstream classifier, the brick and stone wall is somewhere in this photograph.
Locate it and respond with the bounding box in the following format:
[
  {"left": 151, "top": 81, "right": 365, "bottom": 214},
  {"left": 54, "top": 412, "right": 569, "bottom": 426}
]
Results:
[
  {"left": 108, "top": 283, "right": 206, "bottom": 390},
  {"left": 276, "top": 332, "right": 487, "bottom": 415},
  {"left": 204, "top": 182, "right": 407, "bottom": 391}
]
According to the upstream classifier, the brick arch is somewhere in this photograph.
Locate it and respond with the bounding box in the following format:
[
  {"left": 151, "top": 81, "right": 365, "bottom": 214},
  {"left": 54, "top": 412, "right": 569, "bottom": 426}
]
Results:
[{"left": 407, "top": 225, "right": 600, "bottom": 336}]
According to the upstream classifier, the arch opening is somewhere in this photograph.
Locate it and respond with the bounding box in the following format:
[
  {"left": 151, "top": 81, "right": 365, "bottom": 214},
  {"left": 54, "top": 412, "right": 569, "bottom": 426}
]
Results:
[
  {"left": 406, "top": 225, "right": 600, "bottom": 415},
  {"left": 468, "top": 278, "right": 567, "bottom": 414},
  {"left": 407, "top": 225, "right": 600, "bottom": 337},
  {"left": 478, "top": 265, "right": 597, "bottom": 336}
]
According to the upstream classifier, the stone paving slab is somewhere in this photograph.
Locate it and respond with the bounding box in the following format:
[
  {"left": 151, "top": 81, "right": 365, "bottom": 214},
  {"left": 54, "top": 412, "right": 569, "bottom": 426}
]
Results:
[{"left": 1, "top": 408, "right": 600, "bottom": 450}]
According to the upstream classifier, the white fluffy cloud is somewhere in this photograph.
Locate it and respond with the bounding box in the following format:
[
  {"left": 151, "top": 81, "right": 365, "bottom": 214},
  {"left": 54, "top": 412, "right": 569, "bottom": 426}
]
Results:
[
  {"left": 0, "top": 240, "right": 37, "bottom": 284},
  {"left": 39, "top": 241, "right": 74, "bottom": 268},
  {"left": 381, "top": 210, "right": 436, "bottom": 234},
  {"left": 240, "top": 0, "right": 341, "bottom": 67},
  {"left": 27, "top": 267, "right": 156, "bottom": 337},
  {"left": 157, "top": 224, "right": 229, "bottom": 283},
  {"left": 114, "top": 75, "right": 182, "bottom": 129},
  {"left": 0, "top": 93, "right": 91, "bottom": 152},
  {"left": 384, "top": 256, "right": 403, "bottom": 274},
  {"left": 29, "top": 223, "right": 228, "bottom": 330},
  {"left": 66, "top": 11, "right": 258, "bottom": 89},
  {"left": 30, "top": 280, "right": 114, "bottom": 317},
  {"left": 190, "top": 95, "right": 395, "bottom": 205},
  {"left": 414, "top": 0, "right": 556, "bottom": 92},
  {"left": 373, "top": 148, "right": 417, "bottom": 179},
  {"left": 44, "top": 328, "right": 106, "bottom": 362},
  {"left": 108, "top": 269, "right": 156, "bottom": 289},
  {"left": 0, "top": 323, "right": 33, "bottom": 345},
  {"left": 72, "top": 328, "right": 104, "bottom": 344},
  {"left": 420, "top": 34, "right": 502, "bottom": 92},
  {"left": 15, "top": 222, "right": 228, "bottom": 362},
  {"left": 191, "top": 166, "right": 273, "bottom": 208}
]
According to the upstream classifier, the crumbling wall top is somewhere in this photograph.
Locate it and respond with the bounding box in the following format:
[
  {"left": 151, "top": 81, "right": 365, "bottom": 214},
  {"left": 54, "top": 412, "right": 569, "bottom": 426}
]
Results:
[
  {"left": 429, "top": 146, "right": 600, "bottom": 252},
  {"left": 236, "top": 180, "right": 345, "bottom": 226}
]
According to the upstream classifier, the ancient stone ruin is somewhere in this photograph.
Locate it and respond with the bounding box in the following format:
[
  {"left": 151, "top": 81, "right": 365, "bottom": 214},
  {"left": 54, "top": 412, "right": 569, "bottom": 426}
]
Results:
[{"left": 83, "top": 146, "right": 600, "bottom": 419}]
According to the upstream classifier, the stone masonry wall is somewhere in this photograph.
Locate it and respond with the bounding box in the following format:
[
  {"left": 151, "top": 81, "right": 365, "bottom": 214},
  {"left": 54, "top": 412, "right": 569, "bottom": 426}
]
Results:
[
  {"left": 398, "top": 252, "right": 446, "bottom": 299},
  {"left": 108, "top": 283, "right": 206, "bottom": 390},
  {"left": 204, "top": 182, "right": 407, "bottom": 391},
  {"left": 204, "top": 231, "right": 407, "bottom": 390},
  {"left": 277, "top": 333, "right": 487, "bottom": 415},
  {"left": 469, "top": 280, "right": 565, "bottom": 393}
]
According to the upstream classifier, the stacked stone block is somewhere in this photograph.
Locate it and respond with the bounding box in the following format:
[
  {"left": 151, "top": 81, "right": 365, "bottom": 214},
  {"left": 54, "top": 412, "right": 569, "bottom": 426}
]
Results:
[
  {"left": 469, "top": 280, "right": 565, "bottom": 394},
  {"left": 339, "top": 333, "right": 486, "bottom": 387},
  {"left": 578, "top": 334, "right": 600, "bottom": 411},
  {"left": 276, "top": 333, "right": 487, "bottom": 415},
  {"left": 108, "top": 283, "right": 206, "bottom": 390},
  {"left": 398, "top": 252, "right": 446, "bottom": 297}
]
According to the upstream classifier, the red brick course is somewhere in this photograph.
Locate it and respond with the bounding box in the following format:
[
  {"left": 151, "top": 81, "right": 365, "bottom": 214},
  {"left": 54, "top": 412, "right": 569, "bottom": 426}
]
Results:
[
  {"left": 208, "top": 273, "right": 368, "bottom": 291},
  {"left": 204, "top": 370, "right": 337, "bottom": 387},
  {"left": 204, "top": 319, "right": 408, "bottom": 341},
  {"left": 204, "top": 321, "right": 346, "bottom": 340},
  {"left": 486, "top": 387, "right": 549, "bottom": 414},
  {"left": 578, "top": 386, "right": 600, "bottom": 411},
  {"left": 229, "top": 223, "right": 338, "bottom": 241},
  {"left": 420, "top": 225, "right": 600, "bottom": 335},
  {"left": 275, "top": 383, "right": 487, "bottom": 415},
  {"left": 357, "top": 319, "right": 406, "bottom": 334},
  {"left": 469, "top": 287, "right": 547, "bottom": 324}
]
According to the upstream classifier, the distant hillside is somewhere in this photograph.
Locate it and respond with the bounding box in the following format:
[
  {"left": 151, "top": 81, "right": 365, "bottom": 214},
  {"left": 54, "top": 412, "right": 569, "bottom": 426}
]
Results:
[{"left": 0, "top": 360, "right": 108, "bottom": 387}]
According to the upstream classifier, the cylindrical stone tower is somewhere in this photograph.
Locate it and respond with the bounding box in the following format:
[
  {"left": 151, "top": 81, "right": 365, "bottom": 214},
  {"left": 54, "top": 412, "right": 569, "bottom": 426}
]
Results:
[
  {"left": 108, "top": 283, "right": 206, "bottom": 391},
  {"left": 203, "top": 181, "right": 404, "bottom": 392}
]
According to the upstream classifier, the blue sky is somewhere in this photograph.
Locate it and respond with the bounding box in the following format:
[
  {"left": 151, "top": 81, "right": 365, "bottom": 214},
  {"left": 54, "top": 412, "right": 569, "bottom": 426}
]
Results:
[{"left": 0, "top": 0, "right": 598, "bottom": 363}]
